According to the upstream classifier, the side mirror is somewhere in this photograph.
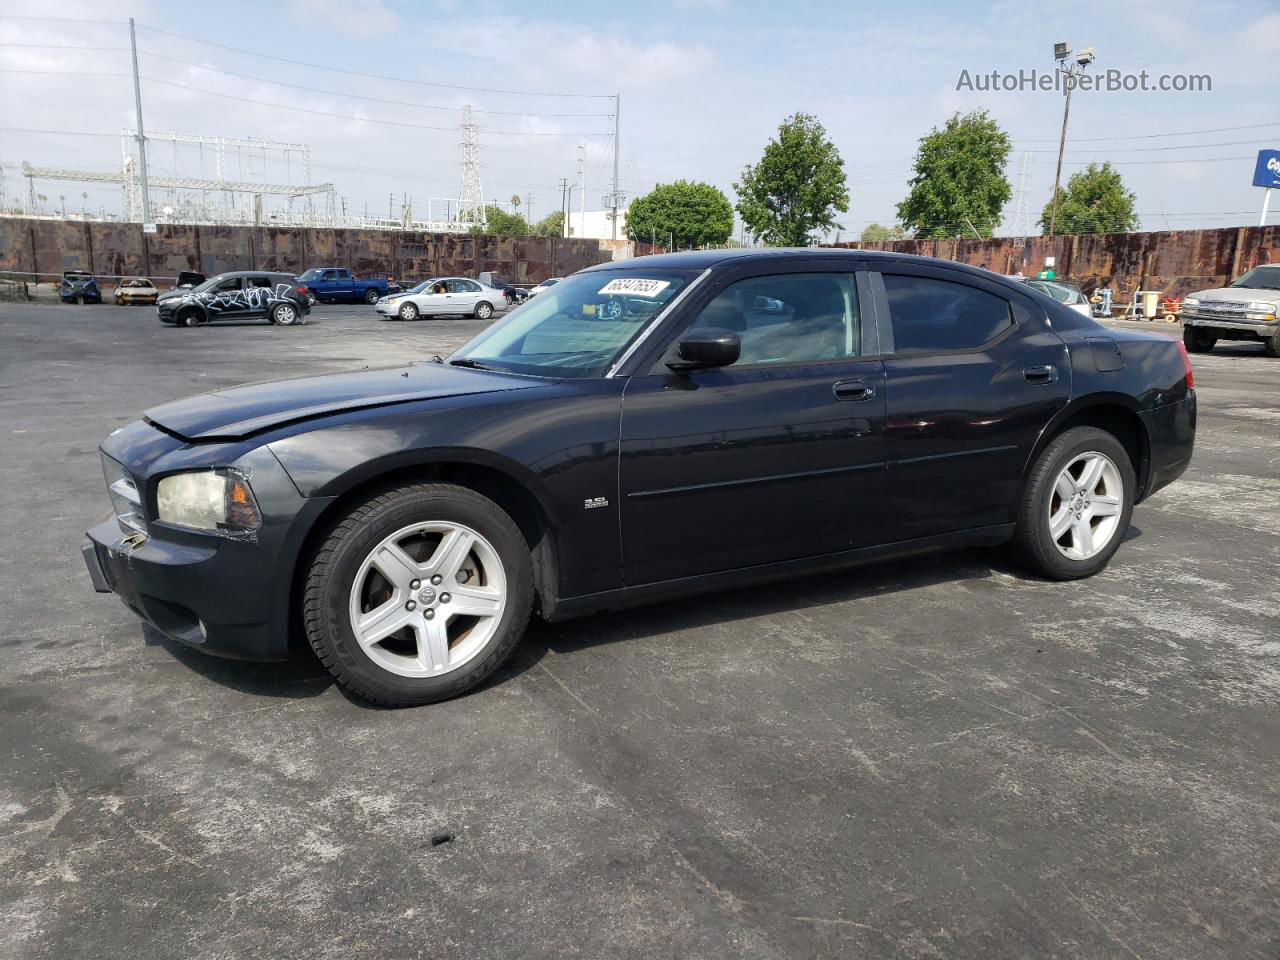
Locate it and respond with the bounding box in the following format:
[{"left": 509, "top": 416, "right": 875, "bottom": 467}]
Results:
[{"left": 666, "top": 327, "right": 741, "bottom": 371}]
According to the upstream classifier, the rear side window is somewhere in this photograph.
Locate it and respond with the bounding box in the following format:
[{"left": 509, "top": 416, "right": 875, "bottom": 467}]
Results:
[
  {"left": 249, "top": 276, "right": 272, "bottom": 288},
  {"left": 883, "top": 274, "right": 1012, "bottom": 353}
]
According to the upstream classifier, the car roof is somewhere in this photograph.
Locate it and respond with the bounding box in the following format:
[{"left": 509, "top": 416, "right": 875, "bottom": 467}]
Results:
[{"left": 583, "top": 247, "right": 1011, "bottom": 282}]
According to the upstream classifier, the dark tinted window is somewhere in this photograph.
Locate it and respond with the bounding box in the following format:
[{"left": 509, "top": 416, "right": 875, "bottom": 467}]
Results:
[
  {"left": 248, "top": 276, "right": 272, "bottom": 288},
  {"left": 883, "top": 275, "right": 1012, "bottom": 353},
  {"left": 689, "top": 273, "right": 862, "bottom": 365}
]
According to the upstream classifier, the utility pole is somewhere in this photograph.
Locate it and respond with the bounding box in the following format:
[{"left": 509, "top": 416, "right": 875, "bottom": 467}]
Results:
[
  {"left": 565, "top": 184, "right": 576, "bottom": 237},
  {"left": 558, "top": 178, "right": 568, "bottom": 237},
  {"left": 389, "top": 193, "right": 394, "bottom": 220},
  {"left": 525, "top": 191, "right": 533, "bottom": 222},
  {"left": 577, "top": 144, "right": 587, "bottom": 240},
  {"left": 128, "top": 18, "right": 152, "bottom": 226},
  {"left": 1048, "top": 42, "right": 1095, "bottom": 239},
  {"left": 610, "top": 94, "right": 621, "bottom": 241}
]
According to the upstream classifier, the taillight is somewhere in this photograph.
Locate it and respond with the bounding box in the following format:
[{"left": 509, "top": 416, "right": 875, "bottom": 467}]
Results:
[
  {"left": 296, "top": 285, "right": 309, "bottom": 296},
  {"left": 1176, "top": 340, "right": 1194, "bottom": 389}
]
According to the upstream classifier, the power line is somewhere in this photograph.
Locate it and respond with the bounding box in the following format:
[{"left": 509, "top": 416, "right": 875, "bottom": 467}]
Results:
[
  {"left": 0, "top": 41, "right": 128, "bottom": 51},
  {"left": 0, "top": 14, "right": 124, "bottom": 25},
  {"left": 133, "top": 23, "right": 614, "bottom": 99},
  {"left": 1014, "top": 121, "right": 1280, "bottom": 143},
  {"left": 135, "top": 50, "right": 616, "bottom": 119},
  {"left": 137, "top": 74, "right": 614, "bottom": 136}
]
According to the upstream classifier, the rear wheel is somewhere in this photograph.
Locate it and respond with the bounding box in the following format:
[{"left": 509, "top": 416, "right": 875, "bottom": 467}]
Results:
[
  {"left": 1014, "top": 426, "right": 1135, "bottom": 580},
  {"left": 1183, "top": 325, "right": 1216, "bottom": 353},
  {"left": 364, "top": 288, "right": 380, "bottom": 305},
  {"left": 303, "top": 483, "right": 533, "bottom": 707},
  {"left": 474, "top": 300, "right": 494, "bottom": 320},
  {"left": 398, "top": 302, "right": 419, "bottom": 321},
  {"left": 271, "top": 302, "right": 299, "bottom": 325}
]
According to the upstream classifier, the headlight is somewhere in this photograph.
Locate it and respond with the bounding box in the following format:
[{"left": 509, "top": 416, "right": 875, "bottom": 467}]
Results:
[
  {"left": 102, "top": 454, "right": 145, "bottom": 533},
  {"left": 1182, "top": 298, "right": 1200, "bottom": 308},
  {"left": 1247, "top": 302, "right": 1277, "bottom": 314},
  {"left": 156, "top": 470, "right": 262, "bottom": 533}
]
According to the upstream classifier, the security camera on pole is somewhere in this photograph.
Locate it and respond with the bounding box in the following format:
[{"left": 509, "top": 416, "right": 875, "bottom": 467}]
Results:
[{"left": 1047, "top": 42, "right": 1096, "bottom": 240}]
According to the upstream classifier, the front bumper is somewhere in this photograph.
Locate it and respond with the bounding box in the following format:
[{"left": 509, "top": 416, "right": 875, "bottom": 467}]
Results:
[{"left": 1182, "top": 313, "right": 1278, "bottom": 337}]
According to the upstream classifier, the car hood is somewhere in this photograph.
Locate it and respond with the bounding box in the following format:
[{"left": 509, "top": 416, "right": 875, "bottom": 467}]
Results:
[
  {"left": 1192, "top": 286, "right": 1280, "bottom": 304},
  {"left": 144, "top": 363, "right": 541, "bottom": 441}
]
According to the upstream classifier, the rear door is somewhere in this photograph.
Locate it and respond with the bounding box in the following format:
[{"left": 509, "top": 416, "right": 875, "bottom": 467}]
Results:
[
  {"left": 243, "top": 275, "right": 277, "bottom": 318},
  {"left": 327, "top": 269, "right": 354, "bottom": 301},
  {"left": 447, "top": 279, "right": 482, "bottom": 312},
  {"left": 871, "top": 264, "right": 1070, "bottom": 540},
  {"left": 618, "top": 261, "right": 888, "bottom": 585}
]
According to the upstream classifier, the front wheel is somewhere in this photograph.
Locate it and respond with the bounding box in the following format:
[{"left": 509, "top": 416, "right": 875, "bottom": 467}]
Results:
[
  {"left": 306, "top": 292, "right": 317, "bottom": 307},
  {"left": 271, "top": 302, "right": 300, "bottom": 325},
  {"left": 399, "top": 302, "right": 419, "bottom": 321},
  {"left": 303, "top": 483, "right": 534, "bottom": 707},
  {"left": 1183, "top": 326, "right": 1216, "bottom": 353},
  {"left": 474, "top": 300, "right": 494, "bottom": 320},
  {"left": 364, "top": 288, "right": 380, "bottom": 305},
  {"left": 1013, "top": 426, "right": 1135, "bottom": 581},
  {"left": 1264, "top": 328, "right": 1280, "bottom": 359}
]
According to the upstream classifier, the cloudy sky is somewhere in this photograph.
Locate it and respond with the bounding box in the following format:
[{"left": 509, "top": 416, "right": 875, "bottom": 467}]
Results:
[{"left": 1, "top": 0, "right": 1278, "bottom": 236}]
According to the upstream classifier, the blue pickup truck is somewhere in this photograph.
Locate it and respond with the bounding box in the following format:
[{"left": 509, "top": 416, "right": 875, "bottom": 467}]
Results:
[{"left": 297, "top": 267, "right": 397, "bottom": 305}]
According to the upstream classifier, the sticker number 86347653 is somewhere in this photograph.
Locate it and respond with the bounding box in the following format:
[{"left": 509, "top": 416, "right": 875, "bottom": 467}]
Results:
[{"left": 597, "top": 278, "right": 671, "bottom": 297}]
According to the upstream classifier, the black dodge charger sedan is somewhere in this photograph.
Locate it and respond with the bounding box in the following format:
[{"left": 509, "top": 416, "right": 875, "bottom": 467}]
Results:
[{"left": 83, "top": 250, "right": 1196, "bottom": 706}]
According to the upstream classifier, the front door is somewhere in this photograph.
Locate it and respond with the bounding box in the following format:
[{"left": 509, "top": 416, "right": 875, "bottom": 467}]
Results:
[
  {"left": 871, "top": 265, "right": 1071, "bottom": 540},
  {"left": 619, "top": 266, "right": 887, "bottom": 585},
  {"left": 203, "top": 275, "right": 245, "bottom": 321}
]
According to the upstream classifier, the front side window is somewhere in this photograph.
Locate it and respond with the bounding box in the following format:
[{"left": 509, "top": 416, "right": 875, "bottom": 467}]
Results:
[
  {"left": 686, "top": 272, "right": 862, "bottom": 366},
  {"left": 210, "top": 276, "right": 242, "bottom": 293},
  {"left": 451, "top": 268, "right": 696, "bottom": 378},
  {"left": 883, "top": 274, "right": 1012, "bottom": 354}
]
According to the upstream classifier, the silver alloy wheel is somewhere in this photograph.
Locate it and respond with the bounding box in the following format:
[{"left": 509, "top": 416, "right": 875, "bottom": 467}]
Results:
[
  {"left": 475, "top": 301, "right": 492, "bottom": 319},
  {"left": 274, "top": 304, "right": 297, "bottom": 325},
  {"left": 347, "top": 521, "right": 506, "bottom": 678},
  {"left": 400, "top": 302, "right": 418, "bottom": 320},
  {"left": 1048, "top": 452, "right": 1123, "bottom": 561}
]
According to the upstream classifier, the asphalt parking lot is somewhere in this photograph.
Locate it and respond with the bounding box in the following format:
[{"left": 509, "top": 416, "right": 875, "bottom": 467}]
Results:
[{"left": 2, "top": 301, "right": 1277, "bottom": 959}]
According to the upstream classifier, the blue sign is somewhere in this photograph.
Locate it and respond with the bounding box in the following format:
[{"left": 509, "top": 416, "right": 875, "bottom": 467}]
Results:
[{"left": 1253, "top": 150, "right": 1280, "bottom": 189}]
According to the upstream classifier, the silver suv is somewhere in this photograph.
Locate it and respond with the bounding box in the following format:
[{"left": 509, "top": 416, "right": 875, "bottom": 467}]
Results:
[{"left": 1181, "top": 265, "right": 1280, "bottom": 357}]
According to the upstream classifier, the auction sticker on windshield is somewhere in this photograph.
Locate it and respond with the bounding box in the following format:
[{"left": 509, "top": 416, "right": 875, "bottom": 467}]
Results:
[{"left": 598, "top": 278, "right": 671, "bottom": 297}]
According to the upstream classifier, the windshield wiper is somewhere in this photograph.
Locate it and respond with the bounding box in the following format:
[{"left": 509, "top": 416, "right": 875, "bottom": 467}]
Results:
[{"left": 449, "top": 358, "right": 495, "bottom": 370}]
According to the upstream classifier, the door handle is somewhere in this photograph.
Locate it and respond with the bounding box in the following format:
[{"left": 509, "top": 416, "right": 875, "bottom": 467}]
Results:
[
  {"left": 833, "top": 379, "right": 875, "bottom": 401},
  {"left": 1023, "top": 364, "right": 1059, "bottom": 384}
]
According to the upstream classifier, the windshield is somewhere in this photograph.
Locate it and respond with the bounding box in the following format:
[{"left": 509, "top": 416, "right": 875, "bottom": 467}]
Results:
[
  {"left": 450, "top": 268, "right": 698, "bottom": 378},
  {"left": 405, "top": 280, "right": 439, "bottom": 295},
  {"left": 1230, "top": 266, "right": 1280, "bottom": 291},
  {"left": 298, "top": 269, "right": 319, "bottom": 282}
]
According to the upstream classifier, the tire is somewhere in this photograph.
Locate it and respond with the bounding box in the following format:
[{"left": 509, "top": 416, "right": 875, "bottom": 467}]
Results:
[
  {"left": 178, "top": 308, "right": 201, "bottom": 328},
  {"left": 398, "top": 302, "right": 419, "bottom": 321},
  {"left": 271, "top": 302, "right": 299, "bottom": 326},
  {"left": 474, "top": 300, "right": 494, "bottom": 320},
  {"left": 1013, "top": 426, "right": 1136, "bottom": 581},
  {"left": 364, "top": 288, "right": 380, "bottom": 305},
  {"left": 1183, "top": 326, "right": 1216, "bottom": 353},
  {"left": 1264, "top": 328, "right": 1280, "bottom": 359},
  {"left": 306, "top": 292, "right": 317, "bottom": 307},
  {"left": 303, "top": 483, "right": 534, "bottom": 707}
]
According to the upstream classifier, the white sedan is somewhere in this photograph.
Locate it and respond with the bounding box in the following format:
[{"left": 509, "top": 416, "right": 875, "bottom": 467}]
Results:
[
  {"left": 529, "top": 277, "right": 562, "bottom": 296},
  {"left": 374, "top": 277, "right": 509, "bottom": 321}
]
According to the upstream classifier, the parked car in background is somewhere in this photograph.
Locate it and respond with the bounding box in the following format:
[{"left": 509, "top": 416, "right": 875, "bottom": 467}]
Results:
[
  {"left": 297, "top": 267, "right": 395, "bottom": 306},
  {"left": 155, "top": 271, "right": 311, "bottom": 327},
  {"left": 114, "top": 278, "right": 159, "bottom": 306},
  {"left": 84, "top": 249, "right": 1195, "bottom": 707},
  {"left": 1009, "top": 276, "right": 1092, "bottom": 319},
  {"left": 477, "top": 271, "right": 531, "bottom": 304},
  {"left": 60, "top": 270, "right": 101, "bottom": 304},
  {"left": 375, "top": 277, "right": 508, "bottom": 321},
  {"left": 529, "top": 277, "right": 562, "bottom": 296},
  {"left": 1181, "top": 264, "right": 1280, "bottom": 357}
]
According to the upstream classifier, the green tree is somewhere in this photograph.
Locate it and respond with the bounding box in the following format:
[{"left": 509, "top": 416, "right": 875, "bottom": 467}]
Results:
[
  {"left": 734, "top": 113, "right": 848, "bottom": 246},
  {"left": 471, "top": 204, "right": 532, "bottom": 236},
  {"left": 533, "top": 210, "right": 564, "bottom": 238},
  {"left": 1039, "top": 162, "right": 1139, "bottom": 235},
  {"left": 860, "top": 222, "right": 911, "bottom": 241},
  {"left": 625, "top": 180, "right": 734, "bottom": 248},
  {"left": 897, "top": 110, "right": 1011, "bottom": 239}
]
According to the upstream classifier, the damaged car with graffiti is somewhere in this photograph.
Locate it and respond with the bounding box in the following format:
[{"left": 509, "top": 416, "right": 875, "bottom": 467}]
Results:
[{"left": 156, "top": 271, "right": 311, "bottom": 327}]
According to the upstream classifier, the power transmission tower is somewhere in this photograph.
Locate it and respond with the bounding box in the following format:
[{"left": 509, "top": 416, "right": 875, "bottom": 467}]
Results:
[
  {"left": 577, "top": 144, "right": 586, "bottom": 239},
  {"left": 457, "top": 104, "right": 486, "bottom": 228},
  {"left": 1012, "top": 151, "right": 1032, "bottom": 235}
]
